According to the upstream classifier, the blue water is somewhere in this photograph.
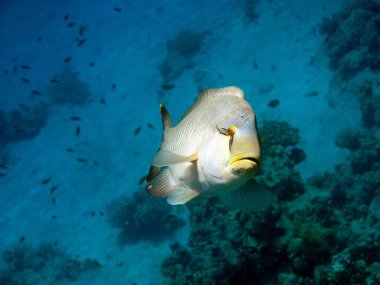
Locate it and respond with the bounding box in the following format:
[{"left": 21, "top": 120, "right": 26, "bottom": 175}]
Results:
[{"left": 1, "top": 0, "right": 379, "bottom": 284}]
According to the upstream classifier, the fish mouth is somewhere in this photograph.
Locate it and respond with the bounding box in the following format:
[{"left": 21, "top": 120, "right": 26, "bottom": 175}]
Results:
[{"left": 228, "top": 152, "right": 260, "bottom": 174}]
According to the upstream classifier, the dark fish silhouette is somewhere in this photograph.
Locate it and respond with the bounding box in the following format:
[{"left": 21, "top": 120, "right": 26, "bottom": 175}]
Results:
[
  {"left": 112, "top": 83, "right": 116, "bottom": 91},
  {"left": 0, "top": 163, "right": 8, "bottom": 169},
  {"left": 268, "top": 99, "right": 280, "bottom": 108},
  {"left": 32, "top": 90, "right": 42, "bottom": 95},
  {"left": 21, "top": 65, "right": 30, "bottom": 69},
  {"left": 64, "top": 57, "right": 72, "bottom": 63},
  {"left": 63, "top": 14, "right": 69, "bottom": 21},
  {"left": 76, "top": 126, "right": 80, "bottom": 136},
  {"left": 89, "top": 62, "right": 95, "bottom": 67},
  {"left": 77, "top": 158, "right": 87, "bottom": 163},
  {"left": 161, "top": 83, "right": 175, "bottom": 90},
  {"left": 79, "top": 26, "right": 85, "bottom": 36},
  {"left": 50, "top": 185, "right": 58, "bottom": 194},
  {"left": 77, "top": 39, "right": 86, "bottom": 46},
  {"left": 70, "top": 116, "right": 81, "bottom": 121},
  {"left": 66, "top": 148, "right": 75, "bottom": 152},
  {"left": 114, "top": 7, "right": 122, "bottom": 12},
  {"left": 42, "top": 177, "right": 51, "bottom": 185},
  {"left": 50, "top": 79, "right": 59, "bottom": 83},
  {"left": 52, "top": 197, "right": 56, "bottom": 205},
  {"left": 67, "top": 22, "right": 75, "bottom": 28},
  {"left": 134, "top": 126, "right": 141, "bottom": 135},
  {"left": 21, "top": 77, "right": 30, "bottom": 83},
  {"left": 147, "top": 123, "right": 155, "bottom": 129},
  {"left": 100, "top": 97, "right": 106, "bottom": 104},
  {"left": 0, "top": 173, "right": 6, "bottom": 177}
]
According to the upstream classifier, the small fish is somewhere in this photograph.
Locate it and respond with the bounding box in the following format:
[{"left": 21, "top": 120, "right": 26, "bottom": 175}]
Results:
[
  {"left": 79, "top": 26, "right": 85, "bottom": 36},
  {"left": 70, "top": 116, "right": 81, "bottom": 121},
  {"left": 90, "top": 211, "right": 96, "bottom": 217},
  {"left": 138, "top": 176, "right": 146, "bottom": 185},
  {"left": 0, "top": 163, "right": 8, "bottom": 169},
  {"left": 271, "top": 64, "right": 277, "bottom": 71},
  {"left": 52, "top": 215, "right": 57, "bottom": 220},
  {"left": 146, "top": 86, "right": 264, "bottom": 210},
  {"left": 98, "top": 211, "right": 105, "bottom": 216},
  {"left": 75, "top": 126, "right": 80, "bottom": 136},
  {"left": 89, "top": 62, "right": 95, "bottom": 67},
  {"left": 268, "top": 99, "right": 280, "bottom": 108},
  {"left": 100, "top": 97, "right": 106, "bottom": 104},
  {"left": 147, "top": 123, "right": 155, "bottom": 129},
  {"left": 66, "top": 148, "right": 75, "bottom": 152},
  {"left": 252, "top": 59, "right": 258, "bottom": 69},
  {"left": 32, "top": 90, "right": 42, "bottom": 96},
  {"left": 19, "top": 236, "right": 25, "bottom": 242},
  {"left": 93, "top": 160, "right": 98, "bottom": 166},
  {"left": 161, "top": 83, "right": 175, "bottom": 90},
  {"left": 305, "top": 91, "right": 319, "bottom": 97},
  {"left": 76, "top": 158, "right": 87, "bottom": 163},
  {"left": 50, "top": 79, "right": 59, "bottom": 83},
  {"left": 114, "top": 7, "right": 122, "bottom": 12},
  {"left": 42, "top": 177, "right": 51, "bottom": 185},
  {"left": 50, "top": 185, "right": 58, "bottom": 194},
  {"left": 21, "top": 65, "right": 30, "bottom": 69},
  {"left": 37, "top": 36, "right": 43, "bottom": 42},
  {"left": 112, "top": 83, "right": 116, "bottom": 91},
  {"left": 63, "top": 14, "right": 69, "bottom": 21},
  {"left": 64, "top": 56, "right": 72, "bottom": 63},
  {"left": 4, "top": 69, "right": 8, "bottom": 75},
  {"left": 134, "top": 126, "right": 142, "bottom": 135},
  {"left": 21, "top": 77, "right": 30, "bottom": 83},
  {"left": 52, "top": 197, "right": 56, "bottom": 205},
  {"left": 77, "top": 38, "right": 86, "bottom": 46},
  {"left": 67, "top": 22, "right": 75, "bottom": 28},
  {"left": 0, "top": 173, "right": 6, "bottom": 177}
]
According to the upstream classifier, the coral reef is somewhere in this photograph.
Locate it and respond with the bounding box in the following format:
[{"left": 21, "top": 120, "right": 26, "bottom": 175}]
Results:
[
  {"left": 256, "top": 120, "right": 305, "bottom": 201},
  {"left": 48, "top": 68, "right": 92, "bottom": 105},
  {"left": 0, "top": 242, "right": 100, "bottom": 284},
  {"left": 160, "top": 118, "right": 380, "bottom": 284},
  {"left": 159, "top": 29, "right": 208, "bottom": 82},
  {"left": 0, "top": 103, "right": 48, "bottom": 144},
  {"left": 106, "top": 190, "right": 186, "bottom": 244},
  {"left": 320, "top": 0, "right": 380, "bottom": 78}
]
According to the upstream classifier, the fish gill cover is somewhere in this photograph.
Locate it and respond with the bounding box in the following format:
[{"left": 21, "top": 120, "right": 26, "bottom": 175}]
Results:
[{"left": 0, "top": 0, "right": 379, "bottom": 284}]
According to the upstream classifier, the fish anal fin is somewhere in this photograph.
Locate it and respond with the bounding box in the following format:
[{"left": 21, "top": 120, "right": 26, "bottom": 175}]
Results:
[
  {"left": 152, "top": 149, "right": 198, "bottom": 167},
  {"left": 167, "top": 184, "right": 200, "bottom": 205}
]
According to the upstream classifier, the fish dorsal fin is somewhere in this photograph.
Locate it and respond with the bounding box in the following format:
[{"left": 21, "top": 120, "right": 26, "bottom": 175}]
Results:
[
  {"left": 167, "top": 184, "right": 200, "bottom": 205},
  {"left": 179, "top": 86, "right": 244, "bottom": 122},
  {"left": 160, "top": 104, "right": 173, "bottom": 130},
  {"left": 152, "top": 149, "right": 198, "bottom": 167}
]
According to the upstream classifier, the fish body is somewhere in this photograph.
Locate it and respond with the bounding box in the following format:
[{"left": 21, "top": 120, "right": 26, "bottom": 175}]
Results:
[{"left": 145, "top": 86, "right": 261, "bottom": 206}]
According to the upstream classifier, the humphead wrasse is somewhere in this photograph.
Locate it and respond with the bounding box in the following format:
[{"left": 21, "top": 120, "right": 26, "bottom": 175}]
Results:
[{"left": 146, "top": 86, "right": 267, "bottom": 209}]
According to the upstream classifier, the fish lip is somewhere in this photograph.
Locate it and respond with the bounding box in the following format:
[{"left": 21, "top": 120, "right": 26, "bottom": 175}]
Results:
[{"left": 228, "top": 153, "right": 260, "bottom": 167}]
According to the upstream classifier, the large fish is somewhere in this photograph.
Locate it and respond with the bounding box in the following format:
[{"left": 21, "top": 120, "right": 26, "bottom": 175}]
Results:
[{"left": 146, "top": 86, "right": 264, "bottom": 208}]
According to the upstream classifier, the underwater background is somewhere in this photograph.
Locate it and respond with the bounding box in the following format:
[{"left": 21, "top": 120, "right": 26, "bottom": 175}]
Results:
[{"left": 1, "top": 0, "right": 380, "bottom": 284}]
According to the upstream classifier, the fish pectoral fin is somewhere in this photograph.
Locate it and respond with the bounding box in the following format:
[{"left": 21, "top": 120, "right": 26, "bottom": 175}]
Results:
[
  {"left": 167, "top": 184, "right": 200, "bottom": 205},
  {"left": 152, "top": 149, "right": 198, "bottom": 167},
  {"left": 219, "top": 180, "right": 274, "bottom": 211},
  {"left": 145, "top": 167, "right": 176, "bottom": 197},
  {"left": 160, "top": 104, "right": 173, "bottom": 129}
]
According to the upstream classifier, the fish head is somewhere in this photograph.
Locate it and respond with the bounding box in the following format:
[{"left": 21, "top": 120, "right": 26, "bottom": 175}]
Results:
[{"left": 198, "top": 108, "right": 260, "bottom": 192}]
